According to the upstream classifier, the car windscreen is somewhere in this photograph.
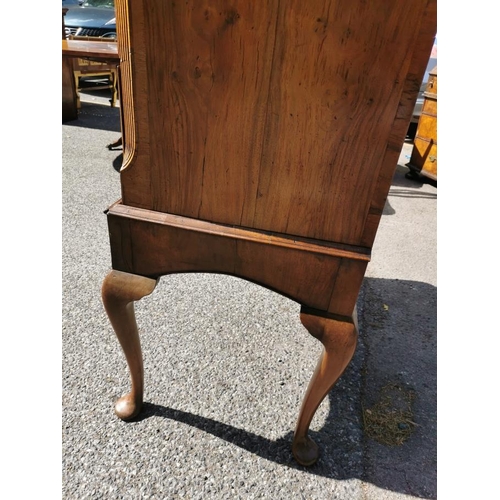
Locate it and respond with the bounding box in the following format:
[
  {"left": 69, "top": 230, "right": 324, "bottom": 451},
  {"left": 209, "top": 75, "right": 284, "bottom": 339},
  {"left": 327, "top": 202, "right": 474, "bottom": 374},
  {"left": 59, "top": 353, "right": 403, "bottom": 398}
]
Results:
[{"left": 83, "top": 0, "right": 114, "bottom": 7}]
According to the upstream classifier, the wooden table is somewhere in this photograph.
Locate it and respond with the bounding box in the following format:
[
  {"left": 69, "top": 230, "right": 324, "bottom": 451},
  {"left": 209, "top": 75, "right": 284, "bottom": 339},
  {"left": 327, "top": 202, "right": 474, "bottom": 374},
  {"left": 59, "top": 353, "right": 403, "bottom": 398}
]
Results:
[
  {"left": 100, "top": 0, "right": 437, "bottom": 467},
  {"left": 62, "top": 39, "right": 119, "bottom": 122},
  {"left": 62, "top": 8, "right": 77, "bottom": 122},
  {"left": 62, "top": 39, "right": 119, "bottom": 62}
]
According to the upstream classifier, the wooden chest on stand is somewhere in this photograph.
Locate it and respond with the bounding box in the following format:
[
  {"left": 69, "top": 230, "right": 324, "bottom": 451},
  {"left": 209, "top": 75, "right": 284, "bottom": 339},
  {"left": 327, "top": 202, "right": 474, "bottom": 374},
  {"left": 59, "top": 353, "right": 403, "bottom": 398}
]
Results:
[
  {"left": 100, "top": 0, "right": 437, "bottom": 467},
  {"left": 407, "top": 66, "right": 437, "bottom": 181}
]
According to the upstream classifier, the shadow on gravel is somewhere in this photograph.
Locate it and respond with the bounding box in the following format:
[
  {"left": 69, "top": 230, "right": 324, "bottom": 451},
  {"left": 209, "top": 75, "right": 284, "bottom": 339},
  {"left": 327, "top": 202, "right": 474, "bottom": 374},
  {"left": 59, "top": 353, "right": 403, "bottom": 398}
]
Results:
[
  {"left": 125, "top": 277, "right": 436, "bottom": 498},
  {"left": 361, "top": 277, "right": 437, "bottom": 499},
  {"left": 112, "top": 153, "right": 123, "bottom": 172},
  {"left": 63, "top": 101, "right": 121, "bottom": 133},
  {"left": 391, "top": 164, "right": 438, "bottom": 191},
  {"left": 381, "top": 164, "right": 437, "bottom": 217}
]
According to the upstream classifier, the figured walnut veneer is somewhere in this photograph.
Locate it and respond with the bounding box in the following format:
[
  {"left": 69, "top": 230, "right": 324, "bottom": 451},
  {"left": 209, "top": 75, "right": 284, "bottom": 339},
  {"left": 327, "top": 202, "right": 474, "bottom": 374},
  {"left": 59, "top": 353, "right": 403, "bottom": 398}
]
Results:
[{"left": 102, "top": 0, "right": 436, "bottom": 466}]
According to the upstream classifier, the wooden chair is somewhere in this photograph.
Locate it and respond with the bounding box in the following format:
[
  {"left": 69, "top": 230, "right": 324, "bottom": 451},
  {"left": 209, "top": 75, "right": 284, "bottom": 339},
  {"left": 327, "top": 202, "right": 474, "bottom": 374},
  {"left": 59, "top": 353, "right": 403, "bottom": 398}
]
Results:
[
  {"left": 102, "top": 0, "right": 436, "bottom": 466},
  {"left": 69, "top": 35, "right": 119, "bottom": 108}
]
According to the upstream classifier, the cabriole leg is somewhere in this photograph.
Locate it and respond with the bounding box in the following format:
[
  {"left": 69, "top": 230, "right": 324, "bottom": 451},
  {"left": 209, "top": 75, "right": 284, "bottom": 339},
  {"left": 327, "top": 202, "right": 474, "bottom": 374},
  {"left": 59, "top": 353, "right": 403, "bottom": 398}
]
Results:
[
  {"left": 292, "top": 307, "right": 358, "bottom": 466},
  {"left": 101, "top": 270, "right": 157, "bottom": 421}
]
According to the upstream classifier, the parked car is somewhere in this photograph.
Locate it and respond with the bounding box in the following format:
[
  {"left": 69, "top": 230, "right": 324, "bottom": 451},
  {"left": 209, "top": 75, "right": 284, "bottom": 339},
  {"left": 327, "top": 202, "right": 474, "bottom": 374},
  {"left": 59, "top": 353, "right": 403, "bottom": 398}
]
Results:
[
  {"left": 63, "top": 0, "right": 116, "bottom": 39},
  {"left": 62, "top": 0, "right": 84, "bottom": 6}
]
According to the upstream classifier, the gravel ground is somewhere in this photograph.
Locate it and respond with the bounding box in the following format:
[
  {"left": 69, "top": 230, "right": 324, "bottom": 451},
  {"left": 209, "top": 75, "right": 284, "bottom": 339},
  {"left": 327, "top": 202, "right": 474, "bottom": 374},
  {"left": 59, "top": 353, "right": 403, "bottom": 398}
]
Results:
[{"left": 62, "top": 90, "right": 436, "bottom": 499}]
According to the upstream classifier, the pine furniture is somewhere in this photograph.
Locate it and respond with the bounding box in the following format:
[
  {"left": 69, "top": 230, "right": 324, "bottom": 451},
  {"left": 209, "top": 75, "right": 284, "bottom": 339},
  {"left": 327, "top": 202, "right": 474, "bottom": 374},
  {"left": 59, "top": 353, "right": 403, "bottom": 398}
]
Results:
[{"left": 407, "top": 66, "right": 438, "bottom": 181}]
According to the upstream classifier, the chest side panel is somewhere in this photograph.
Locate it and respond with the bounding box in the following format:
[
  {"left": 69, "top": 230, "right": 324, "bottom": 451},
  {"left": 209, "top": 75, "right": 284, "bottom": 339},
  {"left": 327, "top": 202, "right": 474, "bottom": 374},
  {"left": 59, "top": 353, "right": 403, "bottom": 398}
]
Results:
[{"left": 119, "top": 0, "right": 436, "bottom": 246}]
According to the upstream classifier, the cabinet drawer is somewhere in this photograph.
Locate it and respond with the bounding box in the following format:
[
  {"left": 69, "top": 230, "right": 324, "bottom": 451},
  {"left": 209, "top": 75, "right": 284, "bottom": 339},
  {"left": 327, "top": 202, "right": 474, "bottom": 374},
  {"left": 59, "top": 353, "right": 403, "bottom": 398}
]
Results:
[
  {"left": 410, "top": 137, "right": 437, "bottom": 180},
  {"left": 422, "top": 97, "right": 437, "bottom": 117},
  {"left": 415, "top": 112, "right": 437, "bottom": 144}
]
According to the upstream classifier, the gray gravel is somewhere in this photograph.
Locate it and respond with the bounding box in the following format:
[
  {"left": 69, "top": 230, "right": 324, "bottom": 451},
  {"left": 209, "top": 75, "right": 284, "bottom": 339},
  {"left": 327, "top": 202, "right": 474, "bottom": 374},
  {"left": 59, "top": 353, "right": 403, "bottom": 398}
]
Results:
[{"left": 62, "top": 90, "right": 436, "bottom": 499}]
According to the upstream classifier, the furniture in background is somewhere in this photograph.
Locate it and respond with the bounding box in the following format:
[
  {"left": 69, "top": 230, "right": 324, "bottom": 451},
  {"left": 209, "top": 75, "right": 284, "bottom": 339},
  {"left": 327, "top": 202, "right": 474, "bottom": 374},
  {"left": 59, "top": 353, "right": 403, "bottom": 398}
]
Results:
[
  {"left": 101, "top": 0, "right": 437, "bottom": 466},
  {"left": 62, "top": 8, "right": 78, "bottom": 122},
  {"left": 407, "top": 66, "right": 438, "bottom": 181},
  {"left": 62, "top": 38, "right": 119, "bottom": 121},
  {"left": 69, "top": 35, "right": 119, "bottom": 109}
]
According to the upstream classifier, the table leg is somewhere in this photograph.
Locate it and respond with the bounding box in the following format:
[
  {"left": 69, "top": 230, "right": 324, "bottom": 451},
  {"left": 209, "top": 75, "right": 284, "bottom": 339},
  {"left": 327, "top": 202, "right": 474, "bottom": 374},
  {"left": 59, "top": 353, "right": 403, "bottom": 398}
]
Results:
[
  {"left": 292, "top": 307, "right": 358, "bottom": 466},
  {"left": 102, "top": 270, "right": 157, "bottom": 420}
]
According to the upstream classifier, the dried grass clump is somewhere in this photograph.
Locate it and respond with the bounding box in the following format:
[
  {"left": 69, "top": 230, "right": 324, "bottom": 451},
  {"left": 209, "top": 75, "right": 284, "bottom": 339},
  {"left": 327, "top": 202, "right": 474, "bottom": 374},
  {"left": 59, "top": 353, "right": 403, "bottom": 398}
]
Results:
[{"left": 362, "top": 383, "right": 417, "bottom": 446}]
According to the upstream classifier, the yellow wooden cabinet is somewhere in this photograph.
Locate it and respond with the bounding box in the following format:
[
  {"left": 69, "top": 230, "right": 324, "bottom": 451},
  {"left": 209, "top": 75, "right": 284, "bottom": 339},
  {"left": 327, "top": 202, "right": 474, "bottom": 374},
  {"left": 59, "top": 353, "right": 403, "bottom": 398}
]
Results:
[{"left": 407, "top": 66, "right": 437, "bottom": 181}]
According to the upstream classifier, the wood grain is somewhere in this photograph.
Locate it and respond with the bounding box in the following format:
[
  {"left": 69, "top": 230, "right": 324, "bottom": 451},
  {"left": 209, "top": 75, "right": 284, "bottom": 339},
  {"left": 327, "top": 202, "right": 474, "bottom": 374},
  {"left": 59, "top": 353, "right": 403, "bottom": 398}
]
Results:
[
  {"left": 360, "top": 0, "right": 436, "bottom": 246},
  {"left": 117, "top": 0, "right": 436, "bottom": 247},
  {"left": 106, "top": 202, "right": 369, "bottom": 316}
]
